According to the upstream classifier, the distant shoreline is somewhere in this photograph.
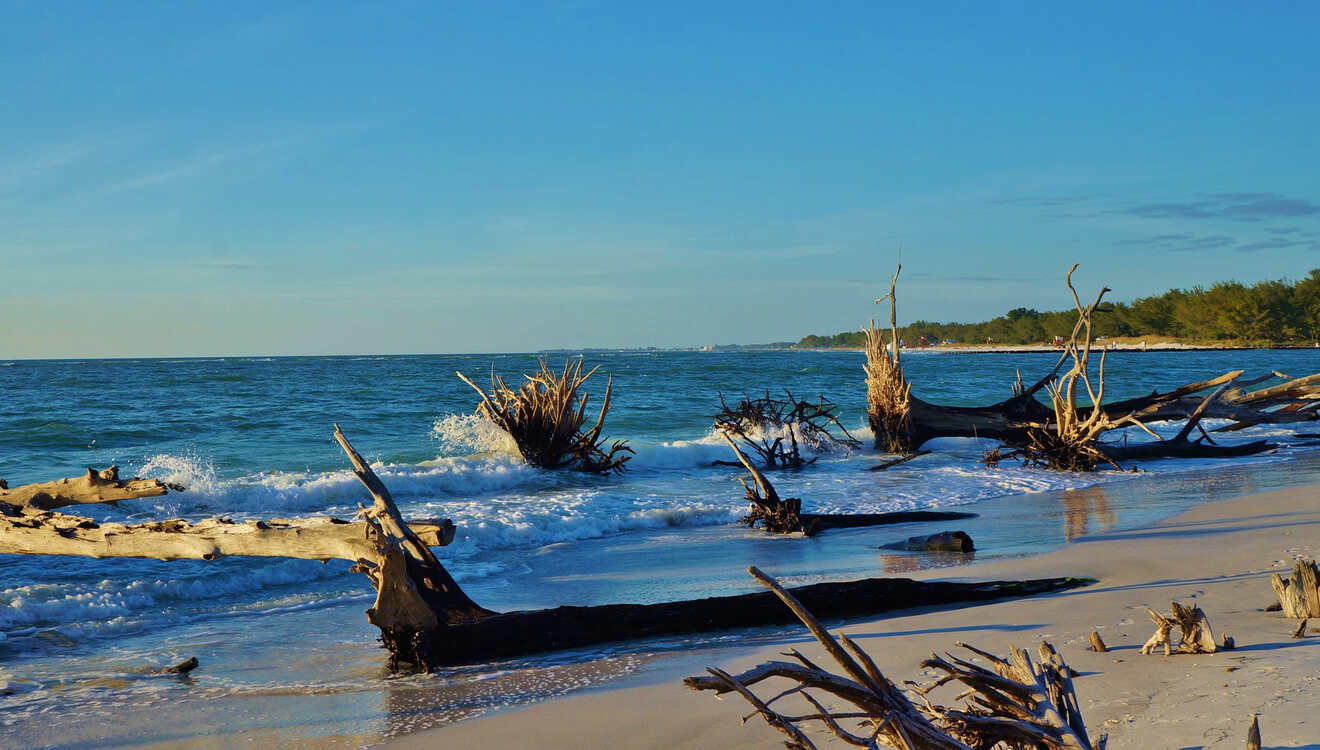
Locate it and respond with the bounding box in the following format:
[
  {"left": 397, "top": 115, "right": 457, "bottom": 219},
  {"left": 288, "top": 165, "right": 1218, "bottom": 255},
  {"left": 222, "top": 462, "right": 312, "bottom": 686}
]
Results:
[{"left": 780, "top": 342, "right": 1320, "bottom": 354}]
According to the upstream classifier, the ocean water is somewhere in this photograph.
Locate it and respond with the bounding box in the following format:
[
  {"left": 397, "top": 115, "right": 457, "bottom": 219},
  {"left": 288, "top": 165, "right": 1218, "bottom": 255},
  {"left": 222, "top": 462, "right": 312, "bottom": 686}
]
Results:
[{"left": 3, "top": 349, "right": 1320, "bottom": 747}]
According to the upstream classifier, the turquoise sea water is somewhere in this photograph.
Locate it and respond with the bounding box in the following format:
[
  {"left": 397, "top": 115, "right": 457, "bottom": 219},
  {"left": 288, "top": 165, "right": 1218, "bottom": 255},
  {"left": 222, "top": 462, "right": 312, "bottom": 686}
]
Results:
[{"left": 3, "top": 349, "right": 1320, "bottom": 746}]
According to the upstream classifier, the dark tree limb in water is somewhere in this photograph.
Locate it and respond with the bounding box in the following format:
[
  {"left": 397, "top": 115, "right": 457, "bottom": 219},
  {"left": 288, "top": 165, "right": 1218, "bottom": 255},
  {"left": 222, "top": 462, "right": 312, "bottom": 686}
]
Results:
[
  {"left": 456, "top": 358, "right": 633, "bottom": 474},
  {"left": 869, "top": 449, "right": 932, "bottom": 471},
  {"left": 720, "top": 433, "right": 977, "bottom": 535},
  {"left": 713, "top": 390, "right": 860, "bottom": 469}
]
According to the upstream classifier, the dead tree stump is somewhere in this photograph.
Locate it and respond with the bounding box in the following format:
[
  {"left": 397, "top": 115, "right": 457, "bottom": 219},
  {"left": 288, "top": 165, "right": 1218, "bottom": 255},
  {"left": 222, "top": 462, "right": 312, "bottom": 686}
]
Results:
[
  {"left": 1141, "top": 601, "right": 1217, "bottom": 655},
  {"left": 1271, "top": 558, "right": 1320, "bottom": 618}
]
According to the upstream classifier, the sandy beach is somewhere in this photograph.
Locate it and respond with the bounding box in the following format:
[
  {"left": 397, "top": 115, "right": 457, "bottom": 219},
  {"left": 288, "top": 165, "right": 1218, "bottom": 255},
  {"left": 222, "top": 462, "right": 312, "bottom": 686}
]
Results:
[{"left": 392, "top": 483, "right": 1320, "bottom": 749}]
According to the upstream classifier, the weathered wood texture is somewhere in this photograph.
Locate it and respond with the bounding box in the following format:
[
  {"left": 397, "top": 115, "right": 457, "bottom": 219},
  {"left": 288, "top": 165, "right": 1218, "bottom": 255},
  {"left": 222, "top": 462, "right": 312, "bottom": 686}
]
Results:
[
  {"left": 1141, "top": 601, "right": 1217, "bottom": 655},
  {"left": 0, "top": 503, "right": 454, "bottom": 561},
  {"left": 0, "top": 466, "right": 168, "bottom": 510},
  {"left": 1271, "top": 558, "right": 1320, "bottom": 618},
  {"left": 865, "top": 259, "right": 916, "bottom": 454},
  {"left": 331, "top": 425, "right": 491, "bottom": 671}
]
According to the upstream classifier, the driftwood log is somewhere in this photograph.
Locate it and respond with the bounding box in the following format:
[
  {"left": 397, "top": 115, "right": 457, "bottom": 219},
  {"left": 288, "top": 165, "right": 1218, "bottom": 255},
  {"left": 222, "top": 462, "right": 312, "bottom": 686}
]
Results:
[
  {"left": 0, "top": 466, "right": 169, "bottom": 510},
  {"left": 685, "top": 567, "right": 1106, "bottom": 750},
  {"left": 1271, "top": 558, "right": 1320, "bottom": 618},
  {"left": 0, "top": 503, "right": 455, "bottom": 561},
  {"left": 899, "top": 531, "right": 974, "bottom": 553}
]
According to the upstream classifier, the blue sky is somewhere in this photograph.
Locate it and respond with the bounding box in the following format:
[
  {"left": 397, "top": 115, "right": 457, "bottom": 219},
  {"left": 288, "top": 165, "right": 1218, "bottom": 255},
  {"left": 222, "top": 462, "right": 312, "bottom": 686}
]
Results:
[{"left": 3, "top": 1, "right": 1318, "bottom": 357}]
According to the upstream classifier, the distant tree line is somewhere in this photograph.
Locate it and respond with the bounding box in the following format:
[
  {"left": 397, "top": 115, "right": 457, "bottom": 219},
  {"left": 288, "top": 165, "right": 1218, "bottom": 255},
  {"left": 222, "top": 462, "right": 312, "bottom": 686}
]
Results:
[{"left": 798, "top": 270, "right": 1320, "bottom": 348}]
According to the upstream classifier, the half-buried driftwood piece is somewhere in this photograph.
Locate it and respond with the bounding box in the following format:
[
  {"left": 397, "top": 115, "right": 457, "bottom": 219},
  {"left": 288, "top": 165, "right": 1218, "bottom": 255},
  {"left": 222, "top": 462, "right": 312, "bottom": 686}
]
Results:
[
  {"left": 883, "top": 530, "right": 975, "bottom": 553},
  {"left": 1089, "top": 630, "right": 1108, "bottom": 653},
  {"left": 1271, "top": 558, "right": 1320, "bottom": 618},
  {"left": 1141, "top": 601, "right": 1217, "bottom": 655}
]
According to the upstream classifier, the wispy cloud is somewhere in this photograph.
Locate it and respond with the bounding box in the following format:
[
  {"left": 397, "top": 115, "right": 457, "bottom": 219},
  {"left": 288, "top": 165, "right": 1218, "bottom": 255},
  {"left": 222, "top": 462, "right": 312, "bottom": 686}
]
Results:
[
  {"left": 1113, "top": 234, "right": 1237, "bottom": 252},
  {"left": 108, "top": 147, "right": 245, "bottom": 191},
  {"left": 987, "top": 194, "right": 1104, "bottom": 207},
  {"left": 1122, "top": 193, "right": 1320, "bottom": 221},
  {"left": 1235, "top": 239, "right": 1306, "bottom": 253},
  {"left": 190, "top": 261, "right": 275, "bottom": 270},
  {"left": 104, "top": 121, "right": 369, "bottom": 193}
]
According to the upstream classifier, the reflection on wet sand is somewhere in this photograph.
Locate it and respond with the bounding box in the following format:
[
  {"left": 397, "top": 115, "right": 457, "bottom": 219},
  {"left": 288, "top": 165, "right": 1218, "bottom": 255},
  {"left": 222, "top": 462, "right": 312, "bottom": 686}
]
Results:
[
  {"left": 382, "top": 653, "right": 648, "bottom": 738},
  {"left": 1062, "top": 486, "right": 1115, "bottom": 541},
  {"left": 878, "top": 550, "right": 976, "bottom": 574}
]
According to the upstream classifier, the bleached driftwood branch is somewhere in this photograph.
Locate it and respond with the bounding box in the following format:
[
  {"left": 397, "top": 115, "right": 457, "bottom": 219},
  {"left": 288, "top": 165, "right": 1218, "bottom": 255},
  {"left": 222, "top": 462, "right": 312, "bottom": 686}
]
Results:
[
  {"left": 685, "top": 566, "right": 1106, "bottom": 750},
  {"left": 0, "top": 502, "right": 454, "bottom": 561},
  {"left": 0, "top": 466, "right": 169, "bottom": 510}
]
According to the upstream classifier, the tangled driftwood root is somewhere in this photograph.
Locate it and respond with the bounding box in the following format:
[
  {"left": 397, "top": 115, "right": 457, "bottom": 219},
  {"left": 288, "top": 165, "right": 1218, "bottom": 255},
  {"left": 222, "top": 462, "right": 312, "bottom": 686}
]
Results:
[
  {"left": 866, "top": 260, "right": 914, "bottom": 455},
  {"left": 714, "top": 390, "right": 860, "bottom": 469},
  {"left": 1140, "top": 601, "right": 1218, "bottom": 655},
  {"left": 685, "top": 566, "right": 1106, "bottom": 750},
  {"left": 988, "top": 266, "right": 1157, "bottom": 473},
  {"left": 457, "top": 358, "right": 633, "bottom": 473},
  {"left": 1271, "top": 558, "right": 1320, "bottom": 619}
]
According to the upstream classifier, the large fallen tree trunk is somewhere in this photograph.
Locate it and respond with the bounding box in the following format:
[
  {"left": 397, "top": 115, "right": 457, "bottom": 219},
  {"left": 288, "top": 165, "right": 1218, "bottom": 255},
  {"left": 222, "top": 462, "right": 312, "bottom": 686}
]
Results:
[{"left": 427, "top": 574, "right": 1089, "bottom": 667}]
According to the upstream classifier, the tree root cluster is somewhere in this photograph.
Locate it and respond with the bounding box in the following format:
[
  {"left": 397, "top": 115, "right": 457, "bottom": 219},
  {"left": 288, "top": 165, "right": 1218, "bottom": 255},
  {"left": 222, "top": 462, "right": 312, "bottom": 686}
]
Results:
[
  {"left": 866, "top": 261, "right": 914, "bottom": 455},
  {"left": 457, "top": 358, "right": 633, "bottom": 473},
  {"left": 713, "top": 390, "right": 860, "bottom": 469}
]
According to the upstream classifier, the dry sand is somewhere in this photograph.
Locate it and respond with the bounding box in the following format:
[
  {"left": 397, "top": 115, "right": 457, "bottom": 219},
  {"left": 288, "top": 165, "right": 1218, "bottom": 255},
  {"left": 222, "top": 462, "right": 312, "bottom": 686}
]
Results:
[{"left": 387, "top": 484, "right": 1320, "bottom": 749}]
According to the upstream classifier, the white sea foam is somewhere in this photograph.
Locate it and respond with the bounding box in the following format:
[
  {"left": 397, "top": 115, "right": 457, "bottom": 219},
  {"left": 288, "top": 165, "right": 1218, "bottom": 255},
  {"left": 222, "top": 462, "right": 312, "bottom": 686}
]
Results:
[
  {"left": 431, "top": 413, "right": 519, "bottom": 456},
  {"left": 0, "top": 559, "right": 353, "bottom": 640}
]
